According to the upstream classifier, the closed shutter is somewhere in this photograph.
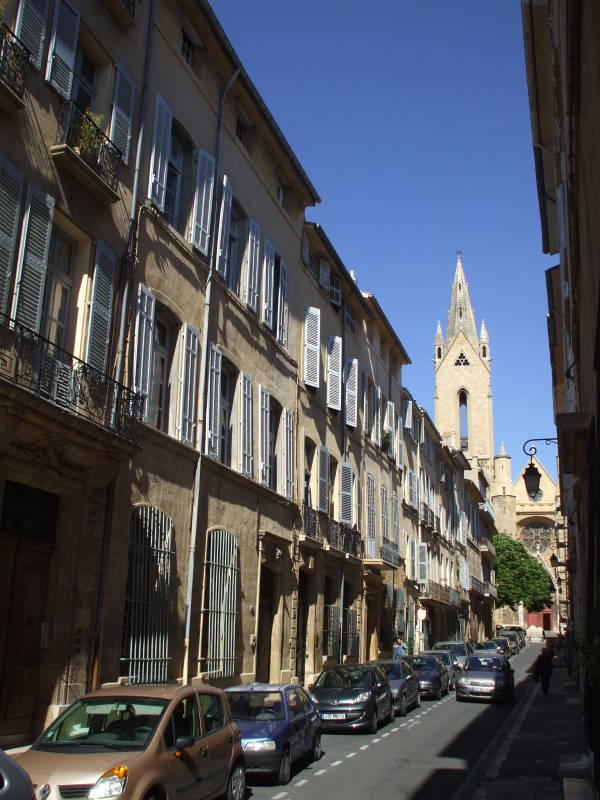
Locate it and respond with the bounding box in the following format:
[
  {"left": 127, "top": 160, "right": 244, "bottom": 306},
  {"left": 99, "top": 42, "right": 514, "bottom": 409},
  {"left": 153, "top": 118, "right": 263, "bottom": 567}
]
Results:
[
  {"left": 261, "top": 237, "right": 275, "bottom": 328},
  {"left": 258, "top": 384, "right": 270, "bottom": 486},
  {"left": 356, "top": 473, "right": 362, "bottom": 533},
  {"left": 396, "top": 416, "right": 403, "bottom": 468},
  {"left": 12, "top": 184, "right": 54, "bottom": 332},
  {"left": 319, "top": 259, "right": 330, "bottom": 291},
  {"left": 317, "top": 445, "right": 329, "bottom": 513},
  {"left": 418, "top": 543, "right": 428, "bottom": 582},
  {"left": 276, "top": 259, "right": 287, "bottom": 345},
  {"left": 410, "top": 538, "right": 417, "bottom": 580},
  {"left": 191, "top": 150, "right": 215, "bottom": 256},
  {"left": 303, "top": 306, "right": 320, "bottom": 387},
  {"left": 86, "top": 240, "right": 116, "bottom": 372},
  {"left": 239, "top": 373, "right": 253, "bottom": 477},
  {"left": 179, "top": 324, "right": 198, "bottom": 445},
  {"left": 0, "top": 154, "right": 24, "bottom": 315},
  {"left": 283, "top": 408, "right": 293, "bottom": 499},
  {"left": 366, "top": 473, "right": 376, "bottom": 554},
  {"left": 215, "top": 175, "right": 232, "bottom": 278},
  {"left": 340, "top": 461, "right": 353, "bottom": 525},
  {"left": 403, "top": 398, "right": 413, "bottom": 429},
  {"left": 110, "top": 66, "right": 135, "bottom": 164},
  {"left": 132, "top": 283, "right": 155, "bottom": 420},
  {"left": 381, "top": 486, "right": 388, "bottom": 539},
  {"left": 301, "top": 231, "right": 309, "bottom": 267},
  {"left": 45, "top": 0, "right": 79, "bottom": 99},
  {"left": 392, "top": 495, "right": 399, "bottom": 546},
  {"left": 362, "top": 370, "right": 369, "bottom": 434},
  {"left": 344, "top": 358, "right": 358, "bottom": 427},
  {"left": 148, "top": 93, "right": 172, "bottom": 210},
  {"left": 326, "top": 335, "right": 342, "bottom": 410},
  {"left": 15, "top": 0, "right": 48, "bottom": 69},
  {"left": 374, "top": 386, "right": 381, "bottom": 445},
  {"left": 205, "top": 343, "right": 221, "bottom": 458},
  {"left": 245, "top": 219, "right": 260, "bottom": 312}
]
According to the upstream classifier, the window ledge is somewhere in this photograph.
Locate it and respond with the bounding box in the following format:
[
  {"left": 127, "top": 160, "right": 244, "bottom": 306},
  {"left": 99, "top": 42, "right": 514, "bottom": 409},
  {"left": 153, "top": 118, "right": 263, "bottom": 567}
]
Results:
[
  {"left": 50, "top": 143, "right": 120, "bottom": 204},
  {"left": 103, "top": 0, "right": 135, "bottom": 28},
  {"left": 203, "top": 453, "right": 299, "bottom": 513}
]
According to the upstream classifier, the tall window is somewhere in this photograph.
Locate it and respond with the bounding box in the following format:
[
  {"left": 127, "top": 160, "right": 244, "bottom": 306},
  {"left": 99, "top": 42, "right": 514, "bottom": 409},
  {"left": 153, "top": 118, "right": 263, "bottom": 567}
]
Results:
[
  {"left": 72, "top": 48, "right": 97, "bottom": 111},
  {"left": 268, "top": 396, "right": 282, "bottom": 492},
  {"left": 164, "top": 134, "right": 184, "bottom": 227},
  {"left": 203, "top": 528, "right": 239, "bottom": 679},
  {"left": 42, "top": 228, "right": 74, "bottom": 349},
  {"left": 149, "top": 311, "right": 175, "bottom": 432},
  {"left": 459, "top": 390, "right": 468, "bottom": 450},
  {"left": 219, "top": 364, "right": 237, "bottom": 467}
]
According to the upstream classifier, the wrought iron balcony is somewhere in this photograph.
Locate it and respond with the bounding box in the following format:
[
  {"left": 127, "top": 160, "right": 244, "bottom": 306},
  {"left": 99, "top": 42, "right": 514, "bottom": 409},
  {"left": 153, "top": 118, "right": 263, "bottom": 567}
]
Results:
[
  {"left": 0, "top": 314, "right": 143, "bottom": 444},
  {"left": 484, "top": 581, "right": 498, "bottom": 599},
  {"left": 449, "top": 588, "right": 461, "bottom": 607},
  {"left": 480, "top": 536, "right": 496, "bottom": 557},
  {"left": 0, "top": 23, "right": 29, "bottom": 111},
  {"left": 381, "top": 537, "right": 400, "bottom": 566},
  {"left": 302, "top": 502, "right": 322, "bottom": 542},
  {"left": 342, "top": 523, "right": 362, "bottom": 558},
  {"left": 421, "top": 580, "right": 450, "bottom": 604},
  {"left": 470, "top": 575, "right": 485, "bottom": 595},
  {"left": 103, "top": 0, "right": 135, "bottom": 27},
  {"left": 325, "top": 518, "right": 343, "bottom": 550}
]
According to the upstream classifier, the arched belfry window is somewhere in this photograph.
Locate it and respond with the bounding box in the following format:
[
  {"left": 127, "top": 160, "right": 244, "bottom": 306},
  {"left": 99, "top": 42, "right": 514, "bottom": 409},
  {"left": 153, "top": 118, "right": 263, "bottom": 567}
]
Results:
[
  {"left": 455, "top": 351, "right": 469, "bottom": 366},
  {"left": 482, "top": 346, "right": 487, "bottom": 358},
  {"left": 459, "top": 390, "right": 468, "bottom": 450},
  {"left": 437, "top": 347, "right": 441, "bottom": 359}
]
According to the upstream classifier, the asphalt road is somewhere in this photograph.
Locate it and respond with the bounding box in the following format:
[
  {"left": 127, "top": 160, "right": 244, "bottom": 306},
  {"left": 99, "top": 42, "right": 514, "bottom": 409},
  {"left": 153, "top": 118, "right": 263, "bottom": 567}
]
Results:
[{"left": 247, "top": 645, "right": 541, "bottom": 800}]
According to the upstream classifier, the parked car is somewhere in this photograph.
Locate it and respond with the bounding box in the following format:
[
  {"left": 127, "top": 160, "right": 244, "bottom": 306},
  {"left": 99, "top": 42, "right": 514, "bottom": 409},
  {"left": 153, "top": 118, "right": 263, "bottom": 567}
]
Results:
[
  {"left": 422, "top": 650, "right": 459, "bottom": 690},
  {"left": 492, "top": 636, "right": 513, "bottom": 658},
  {"left": 431, "top": 640, "right": 473, "bottom": 668},
  {"left": 13, "top": 685, "right": 246, "bottom": 800},
  {"left": 308, "top": 664, "right": 392, "bottom": 733},
  {"left": 477, "top": 640, "right": 504, "bottom": 655},
  {"left": 0, "top": 750, "right": 34, "bottom": 800},
  {"left": 455, "top": 654, "right": 515, "bottom": 703},
  {"left": 403, "top": 655, "right": 449, "bottom": 699},
  {"left": 225, "top": 683, "right": 321, "bottom": 784},
  {"left": 368, "top": 660, "right": 420, "bottom": 715},
  {"left": 502, "top": 630, "right": 521, "bottom": 653}
]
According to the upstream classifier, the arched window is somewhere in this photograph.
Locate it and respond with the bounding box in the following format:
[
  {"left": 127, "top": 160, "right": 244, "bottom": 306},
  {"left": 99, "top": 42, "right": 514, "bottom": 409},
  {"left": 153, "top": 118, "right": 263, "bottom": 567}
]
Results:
[
  {"left": 459, "top": 390, "right": 468, "bottom": 450},
  {"left": 521, "top": 523, "right": 553, "bottom": 553},
  {"left": 482, "top": 346, "right": 487, "bottom": 358},
  {"left": 437, "top": 346, "right": 441, "bottom": 359}
]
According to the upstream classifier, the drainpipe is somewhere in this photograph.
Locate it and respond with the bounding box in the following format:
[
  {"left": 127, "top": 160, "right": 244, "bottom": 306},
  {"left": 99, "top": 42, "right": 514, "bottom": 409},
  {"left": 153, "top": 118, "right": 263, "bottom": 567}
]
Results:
[{"left": 182, "top": 66, "right": 241, "bottom": 685}]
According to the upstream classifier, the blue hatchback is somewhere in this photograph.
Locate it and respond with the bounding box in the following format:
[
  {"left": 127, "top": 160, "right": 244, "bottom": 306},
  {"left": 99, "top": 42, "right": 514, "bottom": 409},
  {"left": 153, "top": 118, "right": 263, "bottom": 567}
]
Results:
[{"left": 225, "top": 683, "right": 321, "bottom": 785}]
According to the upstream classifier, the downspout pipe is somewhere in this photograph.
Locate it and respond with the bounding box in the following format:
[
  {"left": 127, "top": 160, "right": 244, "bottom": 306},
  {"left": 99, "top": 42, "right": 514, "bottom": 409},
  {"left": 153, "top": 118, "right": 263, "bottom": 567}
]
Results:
[{"left": 183, "top": 66, "right": 241, "bottom": 685}]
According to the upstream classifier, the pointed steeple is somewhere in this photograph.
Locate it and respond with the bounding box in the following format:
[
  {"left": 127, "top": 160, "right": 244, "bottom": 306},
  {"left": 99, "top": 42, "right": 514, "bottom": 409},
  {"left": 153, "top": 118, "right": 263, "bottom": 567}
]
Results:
[
  {"left": 500, "top": 441, "right": 506, "bottom": 455},
  {"left": 435, "top": 321, "right": 443, "bottom": 344},
  {"left": 480, "top": 319, "right": 489, "bottom": 342},
  {"left": 446, "top": 252, "right": 478, "bottom": 346}
]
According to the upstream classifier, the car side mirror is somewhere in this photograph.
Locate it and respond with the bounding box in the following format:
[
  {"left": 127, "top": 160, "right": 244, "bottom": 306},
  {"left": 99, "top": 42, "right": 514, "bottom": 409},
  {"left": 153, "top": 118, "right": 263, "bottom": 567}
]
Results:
[{"left": 175, "top": 736, "right": 195, "bottom": 751}]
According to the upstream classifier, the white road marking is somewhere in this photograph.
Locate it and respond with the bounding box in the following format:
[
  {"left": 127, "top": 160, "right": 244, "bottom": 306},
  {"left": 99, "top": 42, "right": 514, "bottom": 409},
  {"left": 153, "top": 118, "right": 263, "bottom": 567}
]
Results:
[
  {"left": 360, "top": 744, "right": 369, "bottom": 750},
  {"left": 315, "top": 768, "right": 327, "bottom": 776},
  {"left": 391, "top": 726, "right": 399, "bottom": 732},
  {"left": 272, "top": 793, "right": 288, "bottom": 799},
  {"left": 381, "top": 732, "right": 390, "bottom": 738},
  {"left": 295, "top": 779, "right": 308, "bottom": 787},
  {"left": 372, "top": 737, "right": 381, "bottom": 742},
  {"left": 344, "top": 753, "right": 355, "bottom": 759},
  {"left": 399, "top": 722, "right": 407, "bottom": 727},
  {"left": 332, "top": 759, "right": 344, "bottom": 765}
]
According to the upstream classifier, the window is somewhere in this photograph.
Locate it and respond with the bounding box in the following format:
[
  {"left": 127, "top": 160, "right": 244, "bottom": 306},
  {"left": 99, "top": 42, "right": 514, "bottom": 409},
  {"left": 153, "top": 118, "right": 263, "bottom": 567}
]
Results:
[
  {"left": 455, "top": 351, "right": 469, "bottom": 366},
  {"left": 164, "top": 134, "right": 184, "bottom": 227},
  {"left": 42, "top": 228, "right": 73, "bottom": 349},
  {"left": 72, "top": 47, "right": 97, "bottom": 110},
  {"left": 329, "top": 275, "right": 341, "bottom": 307},
  {"left": 236, "top": 117, "right": 247, "bottom": 149},
  {"left": 203, "top": 528, "right": 239, "bottom": 679},
  {"left": 268, "top": 395, "right": 282, "bottom": 491},
  {"left": 46, "top": 0, "right": 80, "bottom": 99},
  {"left": 181, "top": 28, "right": 194, "bottom": 67},
  {"left": 345, "top": 304, "right": 356, "bottom": 334},
  {"left": 199, "top": 694, "right": 225, "bottom": 735},
  {"left": 366, "top": 473, "right": 376, "bottom": 557},
  {"left": 459, "top": 390, "right": 468, "bottom": 449},
  {"left": 227, "top": 211, "right": 241, "bottom": 294},
  {"left": 340, "top": 461, "right": 353, "bottom": 525},
  {"left": 381, "top": 485, "right": 389, "bottom": 540},
  {"left": 482, "top": 346, "right": 487, "bottom": 358},
  {"left": 303, "top": 434, "right": 316, "bottom": 508},
  {"left": 301, "top": 231, "right": 310, "bottom": 268},
  {"left": 437, "top": 346, "right": 441, "bottom": 359},
  {"left": 317, "top": 445, "right": 329, "bottom": 513},
  {"left": 165, "top": 697, "right": 201, "bottom": 748},
  {"left": 149, "top": 309, "right": 176, "bottom": 433},
  {"left": 219, "top": 362, "right": 238, "bottom": 468}
]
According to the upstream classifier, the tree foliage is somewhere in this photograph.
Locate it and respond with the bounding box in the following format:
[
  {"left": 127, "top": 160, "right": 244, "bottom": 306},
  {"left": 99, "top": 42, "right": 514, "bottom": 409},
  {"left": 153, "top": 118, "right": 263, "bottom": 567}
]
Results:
[{"left": 492, "top": 532, "right": 554, "bottom": 612}]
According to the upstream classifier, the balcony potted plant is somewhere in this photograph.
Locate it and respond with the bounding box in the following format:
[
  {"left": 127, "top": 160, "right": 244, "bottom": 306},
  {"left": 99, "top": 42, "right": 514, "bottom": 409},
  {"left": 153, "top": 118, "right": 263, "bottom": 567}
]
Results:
[
  {"left": 382, "top": 429, "right": 392, "bottom": 453},
  {"left": 72, "top": 109, "right": 103, "bottom": 161}
]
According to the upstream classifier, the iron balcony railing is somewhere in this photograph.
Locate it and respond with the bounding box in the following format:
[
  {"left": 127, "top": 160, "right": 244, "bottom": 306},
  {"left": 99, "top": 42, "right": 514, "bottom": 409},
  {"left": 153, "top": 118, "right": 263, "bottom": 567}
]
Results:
[
  {"left": 480, "top": 536, "right": 496, "bottom": 557},
  {"left": 326, "top": 518, "right": 343, "bottom": 550},
  {"left": 484, "top": 581, "right": 498, "bottom": 599},
  {"left": 449, "top": 588, "right": 461, "bottom": 607},
  {"left": 342, "top": 523, "right": 362, "bottom": 558},
  {"left": 0, "top": 314, "right": 143, "bottom": 444},
  {"left": 57, "top": 100, "right": 122, "bottom": 191},
  {"left": 470, "top": 575, "right": 485, "bottom": 595},
  {"left": 0, "top": 23, "right": 29, "bottom": 99},
  {"left": 302, "top": 502, "right": 321, "bottom": 541},
  {"left": 422, "top": 580, "right": 450, "bottom": 604},
  {"left": 381, "top": 537, "right": 400, "bottom": 566}
]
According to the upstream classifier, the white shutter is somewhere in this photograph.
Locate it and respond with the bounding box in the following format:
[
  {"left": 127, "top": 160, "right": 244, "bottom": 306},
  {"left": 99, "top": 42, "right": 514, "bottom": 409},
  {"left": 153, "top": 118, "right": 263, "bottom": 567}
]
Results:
[
  {"left": 0, "top": 154, "right": 24, "bottom": 315},
  {"left": 179, "top": 324, "right": 199, "bottom": 445},
  {"left": 392, "top": 496, "right": 399, "bottom": 545},
  {"left": 261, "top": 237, "right": 275, "bottom": 328},
  {"left": 283, "top": 408, "right": 293, "bottom": 499},
  {"left": 148, "top": 93, "right": 172, "bottom": 211},
  {"left": 215, "top": 175, "right": 232, "bottom": 278},
  {"left": 340, "top": 461, "right": 353, "bottom": 525},
  {"left": 15, "top": 0, "right": 48, "bottom": 69},
  {"left": 363, "top": 371, "right": 369, "bottom": 434},
  {"left": 317, "top": 445, "right": 329, "bottom": 513},
  {"left": 276, "top": 259, "right": 287, "bottom": 345},
  {"left": 86, "top": 240, "right": 116, "bottom": 372},
  {"left": 366, "top": 473, "right": 376, "bottom": 544},
  {"left": 301, "top": 231, "right": 309, "bottom": 267},
  {"left": 110, "top": 66, "right": 135, "bottom": 164},
  {"left": 386, "top": 401, "right": 395, "bottom": 457},
  {"left": 418, "top": 543, "right": 428, "bottom": 582},
  {"left": 380, "top": 486, "right": 388, "bottom": 539},
  {"left": 239, "top": 373, "right": 253, "bottom": 477},
  {"left": 12, "top": 184, "right": 54, "bottom": 332},
  {"left": 303, "top": 306, "right": 320, "bottom": 388},
  {"left": 191, "top": 150, "right": 215, "bottom": 255},
  {"left": 326, "top": 335, "right": 342, "bottom": 410},
  {"left": 45, "top": 0, "right": 79, "bottom": 99},
  {"left": 245, "top": 219, "right": 260, "bottom": 312},
  {"left": 345, "top": 358, "right": 358, "bottom": 427},
  {"left": 374, "top": 386, "right": 382, "bottom": 445},
  {"left": 205, "top": 343, "right": 222, "bottom": 458},
  {"left": 396, "top": 415, "right": 403, "bottom": 468},
  {"left": 404, "top": 398, "right": 413, "bottom": 429},
  {"left": 132, "top": 283, "right": 155, "bottom": 420},
  {"left": 356, "top": 473, "right": 362, "bottom": 533},
  {"left": 409, "top": 538, "right": 416, "bottom": 579},
  {"left": 259, "top": 384, "right": 270, "bottom": 486},
  {"left": 319, "top": 259, "right": 330, "bottom": 291}
]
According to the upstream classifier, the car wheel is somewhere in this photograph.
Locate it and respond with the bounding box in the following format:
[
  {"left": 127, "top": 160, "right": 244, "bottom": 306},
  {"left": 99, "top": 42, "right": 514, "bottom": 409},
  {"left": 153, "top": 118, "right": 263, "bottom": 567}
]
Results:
[
  {"left": 311, "top": 732, "right": 322, "bottom": 761},
  {"left": 278, "top": 746, "right": 291, "bottom": 785},
  {"left": 227, "top": 762, "right": 246, "bottom": 800},
  {"left": 435, "top": 685, "right": 442, "bottom": 701},
  {"left": 369, "top": 708, "right": 378, "bottom": 734},
  {"left": 399, "top": 694, "right": 407, "bottom": 717},
  {"left": 415, "top": 691, "right": 421, "bottom": 708}
]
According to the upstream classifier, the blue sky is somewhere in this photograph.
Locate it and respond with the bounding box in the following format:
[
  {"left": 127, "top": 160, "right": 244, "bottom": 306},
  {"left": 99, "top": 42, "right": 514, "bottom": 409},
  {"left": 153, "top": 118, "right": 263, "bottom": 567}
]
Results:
[{"left": 209, "top": 1, "right": 558, "bottom": 483}]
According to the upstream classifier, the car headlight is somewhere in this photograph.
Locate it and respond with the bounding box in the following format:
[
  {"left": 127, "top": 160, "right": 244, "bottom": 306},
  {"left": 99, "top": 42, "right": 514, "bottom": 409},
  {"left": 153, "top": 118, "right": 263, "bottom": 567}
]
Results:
[
  {"left": 88, "top": 766, "right": 127, "bottom": 800},
  {"left": 456, "top": 679, "right": 466, "bottom": 687},
  {"left": 244, "top": 740, "right": 276, "bottom": 752},
  {"left": 348, "top": 691, "right": 371, "bottom": 704},
  {"left": 309, "top": 692, "right": 319, "bottom": 704},
  {"left": 391, "top": 688, "right": 400, "bottom": 699}
]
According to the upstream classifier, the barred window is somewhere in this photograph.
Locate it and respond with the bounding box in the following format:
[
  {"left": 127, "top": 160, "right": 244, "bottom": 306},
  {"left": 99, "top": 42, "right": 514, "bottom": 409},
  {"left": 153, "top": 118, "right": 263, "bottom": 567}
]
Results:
[{"left": 203, "top": 528, "right": 239, "bottom": 679}]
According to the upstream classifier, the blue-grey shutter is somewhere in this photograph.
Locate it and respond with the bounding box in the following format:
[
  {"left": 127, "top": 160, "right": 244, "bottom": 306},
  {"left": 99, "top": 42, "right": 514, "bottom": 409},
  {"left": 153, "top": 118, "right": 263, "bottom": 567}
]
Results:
[
  {"left": 245, "top": 219, "right": 260, "bottom": 312},
  {"left": 258, "top": 384, "right": 270, "bottom": 486},
  {"left": 110, "top": 66, "right": 135, "bottom": 164},
  {"left": 283, "top": 408, "right": 293, "bottom": 499},
  {"left": 179, "top": 324, "right": 198, "bottom": 445},
  {"left": 0, "top": 154, "right": 24, "bottom": 315},
  {"left": 239, "top": 372, "right": 253, "bottom": 477},
  {"left": 317, "top": 445, "right": 329, "bottom": 513},
  {"left": 261, "top": 237, "right": 275, "bottom": 328},
  {"left": 45, "top": 0, "right": 79, "bottom": 99},
  {"left": 132, "top": 283, "right": 155, "bottom": 420},
  {"left": 86, "top": 240, "right": 116, "bottom": 372},
  {"left": 215, "top": 175, "right": 232, "bottom": 278},
  {"left": 340, "top": 461, "right": 353, "bottom": 525},
  {"left": 276, "top": 259, "right": 287, "bottom": 345},
  {"left": 191, "top": 150, "right": 215, "bottom": 255},
  {"left": 205, "top": 343, "right": 221, "bottom": 458},
  {"left": 15, "top": 0, "right": 48, "bottom": 69},
  {"left": 326, "top": 335, "right": 342, "bottom": 411},
  {"left": 148, "top": 93, "right": 172, "bottom": 210}
]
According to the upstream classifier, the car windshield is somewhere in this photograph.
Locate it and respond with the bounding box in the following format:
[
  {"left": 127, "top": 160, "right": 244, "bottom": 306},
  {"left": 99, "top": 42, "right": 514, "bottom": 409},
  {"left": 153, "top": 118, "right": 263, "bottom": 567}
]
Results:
[
  {"left": 226, "top": 691, "right": 284, "bottom": 721},
  {"left": 435, "top": 643, "right": 467, "bottom": 657},
  {"left": 36, "top": 698, "right": 168, "bottom": 752},
  {"left": 407, "top": 656, "right": 438, "bottom": 671},
  {"left": 375, "top": 662, "right": 403, "bottom": 679},
  {"left": 479, "top": 642, "right": 497, "bottom": 650},
  {"left": 427, "top": 651, "right": 450, "bottom": 666},
  {"left": 493, "top": 639, "right": 508, "bottom": 647},
  {"left": 465, "top": 656, "right": 505, "bottom": 672},
  {"left": 315, "top": 667, "right": 371, "bottom": 689}
]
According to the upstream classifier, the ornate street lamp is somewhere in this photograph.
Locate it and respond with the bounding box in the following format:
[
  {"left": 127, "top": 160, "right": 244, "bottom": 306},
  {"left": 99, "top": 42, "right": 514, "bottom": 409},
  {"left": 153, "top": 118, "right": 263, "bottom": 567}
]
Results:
[{"left": 522, "top": 438, "right": 558, "bottom": 499}]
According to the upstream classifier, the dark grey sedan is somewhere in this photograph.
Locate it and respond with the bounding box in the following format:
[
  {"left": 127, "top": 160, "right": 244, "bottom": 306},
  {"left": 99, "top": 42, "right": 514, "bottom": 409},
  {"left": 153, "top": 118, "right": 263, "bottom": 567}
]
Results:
[
  {"left": 308, "top": 664, "right": 392, "bottom": 733},
  {"left": 455, "top": 654, "right": 515, "bottom": 703},
  {"left": 369, "top": 660, "right": 421, "bottom": 716},
  {"left": 403, "top": 655, "right": 449, "bottom": 699},
  {"left": 422, "top": 650, "right": 458, "bottom": 690}
]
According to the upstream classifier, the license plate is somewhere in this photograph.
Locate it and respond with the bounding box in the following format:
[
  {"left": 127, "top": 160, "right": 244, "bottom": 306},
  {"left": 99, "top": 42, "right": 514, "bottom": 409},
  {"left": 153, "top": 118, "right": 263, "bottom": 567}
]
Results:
[
  {"left": 470, "top": 686, "right": 490, "bottom": 693},
  {"left": 322, "top": 712, "right": 345, "bottom": 720}
]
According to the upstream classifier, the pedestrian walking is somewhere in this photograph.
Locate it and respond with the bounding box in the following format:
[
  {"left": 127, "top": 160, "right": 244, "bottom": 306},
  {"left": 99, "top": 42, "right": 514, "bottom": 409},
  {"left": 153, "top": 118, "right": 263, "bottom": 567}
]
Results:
[
  {"left": 533, "top": 645, "right": 553, "bottom": 695},
  {"left": 393, "top": 636, "right": 407, "bottom": 659}
]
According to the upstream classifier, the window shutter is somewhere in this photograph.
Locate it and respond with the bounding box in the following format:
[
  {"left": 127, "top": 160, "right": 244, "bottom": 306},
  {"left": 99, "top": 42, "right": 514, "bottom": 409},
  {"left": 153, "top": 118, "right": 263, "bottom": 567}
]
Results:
[
  {"left": 326, "top": 335, "right": 342, "bottom": 411},
  {"left": 386, "top": 401, "right": 395, "bottom": 457},
  {"left": 132, "top": 283, "right": 155, "bottom": 420},
  {"left": 362, "top": 371, "right": 369, "bottom": 434},
  {"left": 392, "top": 495, "right": 399, "bottom": 545},
  {"left": 301, "top": 231, "right": 309, "bottom": 267},
  {"left": 148, "top": 93, "right": 172, "bottom": 211},
  {"left": 329, "top": 276, "right": 341, "bottom": 306},
  {"left": 258, "top": 384, "right": 270, "bottom": 486},
  {"left": 319, "top": 259, "right": 330, "bottom": 291},
  {"left": 205, "top": 343, "right": 221, "bottom": 458},
  {"left": 380, "top": 486, "right": 388, "bottom": 539},
  {"left": 45, "top": 0, "right": 79, "bottom": 99},
  {"left": 261, "top": 237, "right": 275, "bottom": 328},
  {"left": 356, "top": 473, "right": 362, "bottom": 533},
  {"left": 340, "top": 461, "right": 353, "bottom": 525},
  {"left": 179, "top": 324, "right": 199, "bottom": 445},
  {"left": 396, "top": 416, "right": 403, "bottom": 468},
  {"left": 0, "top": 154, "right": 24, "bottom": 315},
  {"left": 344, "top": 358, "right": 358, "bottom": 427},
  {"left": 404, "top": 398, "right": 413, "bottom": 429},
  {"left": 245, "top": 218, "right": 260, "bottom": 312},
  {"left": 239, "top": 373, "right": 253, "bottom": 477},
  {"left": 420, "top": 415, "right": 425, "bottom": 445},
  {"left": 418, "top": 543, "right": 428, "bottom": 582},
  {"left": 110, "top": 66, "right": 135, "bottom": 164},
  {"left": 283, "top": 408, "right": 293, "bottom": 499},
  {"left": 303, "top": 306, "right": 320, "bottom": 388},
  {"left": 374, "top": 386, "right": 382, "bottom": 445},
  {"left": 317, "top": 445, "right": 329, "bottom": 513},
  {"left": 215, "top": 175, "right": 232, "bottom": 278},
  {"left": 410, "top": 538, "right": 417, "bottom": 580},
  {"left": 366, "top": 473, "right": 376, "bottom": 545},
  {"left": 12, "top": 184, "right": 54, "bottom": 332},
  {"left": 16, "top": 0, "right": 48, "bottom": 69},
  {"left": 86, "top": 240, "right": 116, "bottom": 372},
  {"left": 191, "top": 150, "right": 215, "bottom": 255},
  {"left": 276, "top": 259, "right": 287, "bottom": 345}
]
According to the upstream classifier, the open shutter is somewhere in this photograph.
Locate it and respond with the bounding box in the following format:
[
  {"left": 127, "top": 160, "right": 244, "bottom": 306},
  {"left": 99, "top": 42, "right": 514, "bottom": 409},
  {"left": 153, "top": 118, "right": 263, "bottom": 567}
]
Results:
[
  {"left": 386, "top": 401, "right": 395, "bottom": 457},
  {"left": 205, "top": 343, "right": 222, "bottom": 458},
  {"left": 380, "top": 486, "right": 388, "bottom": 539},
  {"left": 374, "top": 386, "right": 382, "bottom": 445},
  {"left": 258, "top": 384, "right": 270, "bottom": 486},
  {"left": 179, "top": 324, "right": 198, "bottom": 445},
  {"left": 410, "top": 538, "right": 417, "bottom": 580},
  {"left": 239, "top": 373, "right": 253, "bottom": 477},
  {"left": 110, "top": 66, "right": 135, "bottom": 164},
  {"left": 356, "top": 473, "right": 362, "bottom": 533},
  {"left": 283, "top": 408, "right": 293, "bottom": 499},
  {"left": 12, "top": 184, "right": 54, "bottom": 331},
  {"left": 403, "top": 398, "right": 413, "bottom": 430},
  {"left": 0, "top": 154, "right": 24, "bottom": 315},
  {"left": 340, "top": 461, "right": 353, "bottom": 525},
  {"left": 418, "top": 543, "right": 428, "bottom": 582},
  {"left": 392, "top": 496, "right": 399, "bottom": 545},
  {"left": 326, "top": 335, "right": 342, "bottom": 410},
  {"left": 148, "top": 93, "right": 172, "bottom": 210},
  {"left": 245, "top": 219, "right": 260, "bottom": 312},
  {"left": 303, "top": 306, "right": 320, "bottom": 387},
  {"left": 345, "top": 358, "right": 358, "bottom": 427},
  {"left": 45, "top": 0, "right": 79, "bottom": 99},
  {"left": 191, "top": 150, "right": 215, "bottom": 256},
  {"left": 317, "top": 445, "right": 329, "bottom": 513},
  {"left": 396, "top": 416, "right": 403, "bottom": 468},
  {"left": 16, "top": 0, "right": 48, "bottom": 69},
  {"left": 319, "top": 259, "right": 330, "bottom": 291},
  {"left": 86, "top": 240, "right": 115, "bottom": 372},
  {"left": 215, "top": 175, "right": 232, "bottom": 278},
  {"left": 261, "top": 237, "right": 275, "bottom": 328},
  {"left": 276, "top": 259, "right": 287, "bottom": 345},
  {"left": 363, "top": 371, "right": 369, "bottom": 434},
  {"left": 132, "top": 283, "right": 155, "bottom": 420}
]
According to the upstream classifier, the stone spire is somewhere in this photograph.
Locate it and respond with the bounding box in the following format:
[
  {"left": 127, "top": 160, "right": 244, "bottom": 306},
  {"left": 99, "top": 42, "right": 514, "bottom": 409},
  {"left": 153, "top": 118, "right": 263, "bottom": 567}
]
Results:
[
  {"left": 435, "top": 321, "right": 443, "bottom": 344},
  {"left": 446, "top": 252, "right": 478, "bottom": 346},
  {"left": 480, "top": 319, "right": 489, "bottom": 342}
]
